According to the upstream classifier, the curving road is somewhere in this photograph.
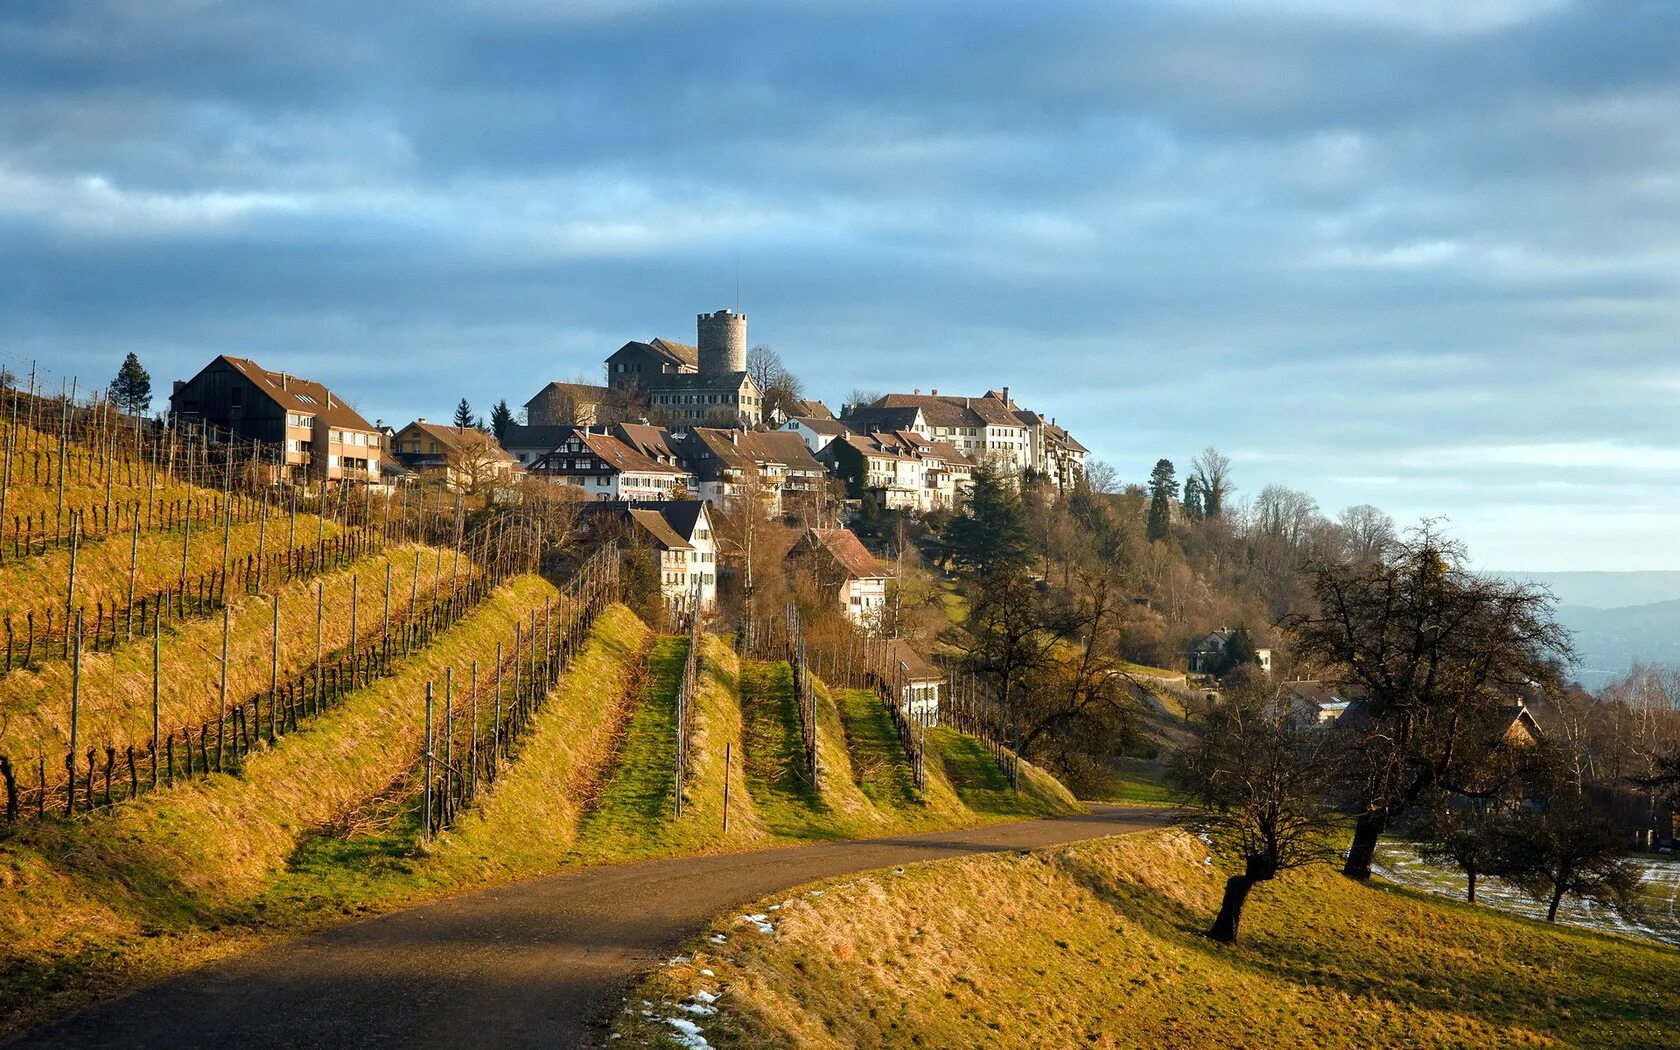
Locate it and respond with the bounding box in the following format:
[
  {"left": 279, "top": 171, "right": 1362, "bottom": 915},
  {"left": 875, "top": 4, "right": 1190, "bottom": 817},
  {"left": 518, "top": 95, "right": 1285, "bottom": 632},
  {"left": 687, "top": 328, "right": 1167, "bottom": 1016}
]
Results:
[{"left": 12, "top": 805, "right": 1171, "bottom": 1049}]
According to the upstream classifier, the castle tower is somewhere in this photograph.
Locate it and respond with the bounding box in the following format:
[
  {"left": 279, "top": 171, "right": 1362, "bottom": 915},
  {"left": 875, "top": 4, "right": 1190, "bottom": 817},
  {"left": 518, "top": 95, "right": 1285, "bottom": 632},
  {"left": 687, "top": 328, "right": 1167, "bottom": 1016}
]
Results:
[{"left": 697, "top": 308, "right": 747, "bottom": 374}]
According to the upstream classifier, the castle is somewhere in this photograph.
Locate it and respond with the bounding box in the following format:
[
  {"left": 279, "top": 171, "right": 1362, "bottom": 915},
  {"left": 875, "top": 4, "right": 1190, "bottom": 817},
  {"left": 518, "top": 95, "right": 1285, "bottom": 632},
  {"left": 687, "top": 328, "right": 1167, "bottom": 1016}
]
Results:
[{"left": 603, "top": 309, "right": 762, "bottom": 426}]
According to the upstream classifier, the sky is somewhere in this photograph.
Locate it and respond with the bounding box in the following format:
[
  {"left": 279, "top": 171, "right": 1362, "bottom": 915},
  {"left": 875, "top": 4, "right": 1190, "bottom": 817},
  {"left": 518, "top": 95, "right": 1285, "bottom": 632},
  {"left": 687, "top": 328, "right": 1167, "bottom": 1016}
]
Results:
[{"left": 1, "top": 0, "right": 1676, "bottom": 571}]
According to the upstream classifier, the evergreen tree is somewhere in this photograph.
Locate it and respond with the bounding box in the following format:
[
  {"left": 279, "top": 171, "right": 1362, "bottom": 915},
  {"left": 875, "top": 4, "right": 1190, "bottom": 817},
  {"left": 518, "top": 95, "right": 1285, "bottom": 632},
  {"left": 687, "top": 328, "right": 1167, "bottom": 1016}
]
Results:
[
  {"left": 453, "top": 397, "right": 475, "bottom": 429},
  {"left": 110, "top": 352, "right": 152, "bottom": 416},
  {"left": 945, "top": 463, "right": 1032, "bottom": 579},
  {"left": 1146, "top": 458, "right": 1178, "bottom": 541},
  {"left": 489, "top": 399, "right": 515, "bottom": 441},
  {"left": 1183, "top": 475, "right": 1207, "bottom": 521}
]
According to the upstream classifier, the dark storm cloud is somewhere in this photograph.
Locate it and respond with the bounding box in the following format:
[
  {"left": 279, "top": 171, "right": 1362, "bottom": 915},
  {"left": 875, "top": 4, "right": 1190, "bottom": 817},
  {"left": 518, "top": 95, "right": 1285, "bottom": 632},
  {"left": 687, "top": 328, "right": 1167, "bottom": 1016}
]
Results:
[{"left": 2, "top": 0, "right": 1677, "bottom": 567}]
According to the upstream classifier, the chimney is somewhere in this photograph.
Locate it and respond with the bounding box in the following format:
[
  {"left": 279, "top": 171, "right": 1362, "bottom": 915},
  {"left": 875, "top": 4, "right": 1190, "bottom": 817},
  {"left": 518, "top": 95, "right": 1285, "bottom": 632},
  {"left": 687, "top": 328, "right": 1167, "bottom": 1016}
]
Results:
[
  {"left": 280, "top": 372, "right": 289, "bottom": 389},
  {"left": 913, "top": 388, "right": 920, "bottom": 395},
  {"left": 418, "top": 417, "right": 426, "bottom": 423},
  {"left": 930, "top": 388, "right": 938, "bottom": 396},
  {"left": 1002, "top": 386, "right": 1009, "bottom": 404}
]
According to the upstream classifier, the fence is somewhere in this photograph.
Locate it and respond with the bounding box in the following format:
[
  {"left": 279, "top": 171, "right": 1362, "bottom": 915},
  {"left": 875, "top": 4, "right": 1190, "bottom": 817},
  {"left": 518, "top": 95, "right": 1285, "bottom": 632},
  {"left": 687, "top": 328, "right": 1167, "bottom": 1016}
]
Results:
[
  {"left": 0, "top": 509, "right": 547, "bottom": 824},
  {"left": 418, "top": 543, "right": 620, "bottom": 839},
  {"left": 673, "top": 604, "right": 703, "bottom": 817}
]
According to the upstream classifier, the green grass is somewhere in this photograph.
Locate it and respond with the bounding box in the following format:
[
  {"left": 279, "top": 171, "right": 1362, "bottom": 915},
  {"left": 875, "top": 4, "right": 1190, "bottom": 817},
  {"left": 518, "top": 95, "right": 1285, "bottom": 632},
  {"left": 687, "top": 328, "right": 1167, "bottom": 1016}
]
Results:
[
  {"left": 834, "top": 687, "right": 919, "bottom": 809},
  {"left": 569, "top": 636, "right": 689, "bottom": 860},
  {"left": 926, "top": 726, "right": 1078, "bottom": 818},
  {"left": 737, "top": 660, "right": 831, "bottom": 838},
  {"left": 616, "top": 828, "right": 1680, "bottom": 1049}
]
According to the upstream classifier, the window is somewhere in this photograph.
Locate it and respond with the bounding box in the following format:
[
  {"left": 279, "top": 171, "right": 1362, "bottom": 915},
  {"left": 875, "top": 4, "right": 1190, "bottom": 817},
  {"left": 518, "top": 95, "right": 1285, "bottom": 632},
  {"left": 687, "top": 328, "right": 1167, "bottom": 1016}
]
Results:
[{"left": 230, "top": 386, "right": 244, "bottom": 408}]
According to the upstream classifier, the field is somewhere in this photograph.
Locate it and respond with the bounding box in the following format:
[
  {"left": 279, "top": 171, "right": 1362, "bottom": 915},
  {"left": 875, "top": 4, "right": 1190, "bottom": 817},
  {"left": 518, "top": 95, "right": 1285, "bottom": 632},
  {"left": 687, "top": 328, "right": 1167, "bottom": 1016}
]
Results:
[
  {"left": 1374, "top": 842, "right": 1680, "bottom": 947},
  {"left": 615, "top": 828, "right": 1680, "bottom": 1049}
]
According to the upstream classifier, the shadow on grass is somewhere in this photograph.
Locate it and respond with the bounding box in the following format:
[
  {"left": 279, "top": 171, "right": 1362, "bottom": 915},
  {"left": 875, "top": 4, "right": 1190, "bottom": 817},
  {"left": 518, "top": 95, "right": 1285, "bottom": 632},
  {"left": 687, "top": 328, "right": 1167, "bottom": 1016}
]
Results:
[{"left": 739, "top": 660, "right": 831, "bottom": 839}]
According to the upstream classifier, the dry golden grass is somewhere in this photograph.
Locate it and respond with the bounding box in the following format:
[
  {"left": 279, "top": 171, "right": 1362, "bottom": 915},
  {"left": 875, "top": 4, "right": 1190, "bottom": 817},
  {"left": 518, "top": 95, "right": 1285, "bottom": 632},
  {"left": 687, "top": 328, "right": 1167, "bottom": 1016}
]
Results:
[
  {"left": 621, "top": 829, "right": 1680, "bottom": 1050},
  {"left": 0, "top": 543, "right": 463, "bottom": 760},
  {"left": 0, "top": 510, "right": 340, "bottom": 616}
]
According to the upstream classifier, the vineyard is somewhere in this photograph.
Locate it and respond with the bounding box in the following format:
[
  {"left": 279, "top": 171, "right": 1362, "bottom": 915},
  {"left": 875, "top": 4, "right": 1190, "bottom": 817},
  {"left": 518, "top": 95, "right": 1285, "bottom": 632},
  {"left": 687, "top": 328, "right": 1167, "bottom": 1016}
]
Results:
[{"left": 0, "top": 377, "right": 1078, "bottom": 1039}]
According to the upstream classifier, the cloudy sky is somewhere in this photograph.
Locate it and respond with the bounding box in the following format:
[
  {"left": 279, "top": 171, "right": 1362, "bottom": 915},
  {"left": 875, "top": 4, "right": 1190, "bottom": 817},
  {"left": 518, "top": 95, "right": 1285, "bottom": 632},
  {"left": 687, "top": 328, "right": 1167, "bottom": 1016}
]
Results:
[{"left": 2, "top": 0, "right": 1676, "bottom": 570}]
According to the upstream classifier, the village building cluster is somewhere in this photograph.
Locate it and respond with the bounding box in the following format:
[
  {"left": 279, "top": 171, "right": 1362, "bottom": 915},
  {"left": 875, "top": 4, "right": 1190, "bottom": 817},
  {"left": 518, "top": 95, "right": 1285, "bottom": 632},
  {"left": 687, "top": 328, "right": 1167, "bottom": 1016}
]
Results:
[{"left": 160, "top": 306, "right": 1090, "bottom": 723}]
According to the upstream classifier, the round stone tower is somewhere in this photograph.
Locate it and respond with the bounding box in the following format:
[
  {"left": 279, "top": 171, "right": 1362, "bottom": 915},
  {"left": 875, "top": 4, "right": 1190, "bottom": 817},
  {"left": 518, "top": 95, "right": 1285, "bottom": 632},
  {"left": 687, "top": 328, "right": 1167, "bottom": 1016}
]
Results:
[{"left": 697, "top": 308, "right": 747, "bottom": 374}]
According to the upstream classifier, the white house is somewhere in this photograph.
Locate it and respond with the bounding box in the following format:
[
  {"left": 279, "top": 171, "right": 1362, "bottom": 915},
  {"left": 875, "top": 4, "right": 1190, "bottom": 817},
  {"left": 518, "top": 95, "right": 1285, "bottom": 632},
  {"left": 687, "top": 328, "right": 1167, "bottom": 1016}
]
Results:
[
  {"left": 790, "top": 527, "right": 890, "bottom": 630},
  {"left": 883, "top": 638, "right": 943, "bottom": 726},
  {"left": 581, "top": 500, "right": 718, "bottom": 614},
  {"left": 531, "top": 427, "right": 695, "bottom": 501}
]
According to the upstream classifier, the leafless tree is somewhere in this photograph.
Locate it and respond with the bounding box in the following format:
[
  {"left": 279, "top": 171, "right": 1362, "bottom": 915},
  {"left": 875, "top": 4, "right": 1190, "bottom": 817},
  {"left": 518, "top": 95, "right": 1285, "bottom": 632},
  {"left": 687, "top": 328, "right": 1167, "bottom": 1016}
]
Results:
[
  {"left": 1189, "top": 447, "right": 1234, "bottom": 518},
  {"left": 446, "top": 430, "right": 512, "bottom": 495},
  {"left": 1083, "top": 458, "right": 1119, "bottom": 495},
  {"left": 1171, "top": 677, "right": 1341, "bottom": 942},
  {"left": 1284, "top": 521, "right": 1575, "bottom": 880},
  {"left": 747, "top": 344, "right": 806, "bottom": 420},
  {"left": 1336, "top": 504, "right": 1396, "bottom": 562}
]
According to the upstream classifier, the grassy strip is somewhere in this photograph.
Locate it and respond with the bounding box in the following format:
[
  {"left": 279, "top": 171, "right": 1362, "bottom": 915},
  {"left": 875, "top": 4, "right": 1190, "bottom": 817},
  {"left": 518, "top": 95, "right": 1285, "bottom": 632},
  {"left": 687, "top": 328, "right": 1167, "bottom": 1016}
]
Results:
[
  {"left": 0, "top": 544, "right": 457, "bottom": 754},
  {"left": 0, "top": 511, "right": 339, "bottom": 614},
  {"left": 617, "top": 828, "right": 1680, "bottom": 1050},
  {"left": 834, "top": 686, "right": 920, "bottom": 810},
  {"left": 925, "top": 726, "right": 1079, "bottom": 818}
]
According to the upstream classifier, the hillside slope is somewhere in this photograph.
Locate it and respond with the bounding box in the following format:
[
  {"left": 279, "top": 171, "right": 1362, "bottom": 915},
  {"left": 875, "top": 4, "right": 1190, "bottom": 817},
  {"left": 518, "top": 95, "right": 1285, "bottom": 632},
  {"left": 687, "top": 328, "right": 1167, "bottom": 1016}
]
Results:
[{"left": 617, "top": 829, "right": 1680, "bottom": 1049}]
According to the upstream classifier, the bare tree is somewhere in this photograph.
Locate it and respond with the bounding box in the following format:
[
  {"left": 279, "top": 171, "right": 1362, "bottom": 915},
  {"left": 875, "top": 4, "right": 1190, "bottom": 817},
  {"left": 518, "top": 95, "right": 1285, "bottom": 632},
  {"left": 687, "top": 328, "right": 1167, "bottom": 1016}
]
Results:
[
  {"left": 1189, "top": 447, "right": 1234, "bottom": 518},
  {"left": 1171, "top": 677, "right": 1341, "bottom": 942},
  {"left": 1285, "top": 521, "right": 1575, "bottom": 880},
  {"left": 446, "top": 430, "right": 512, "bottom": 495},
  {"left": 1083, "top": 458, "right": 1119, "bottom": 495},
  {"left": 1336, "top": 504, "right": 1396, "bottom": 562},
  {"left": 747, "top": 344, "right": 806, "bottom": 420}
]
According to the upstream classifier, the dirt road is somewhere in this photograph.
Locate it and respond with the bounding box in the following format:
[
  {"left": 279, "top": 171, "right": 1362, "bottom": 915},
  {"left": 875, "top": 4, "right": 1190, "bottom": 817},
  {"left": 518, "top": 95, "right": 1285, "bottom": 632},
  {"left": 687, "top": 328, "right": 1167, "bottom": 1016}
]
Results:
[{"left": 12, "top": 805, "right": 1172, "bottom": 1049}]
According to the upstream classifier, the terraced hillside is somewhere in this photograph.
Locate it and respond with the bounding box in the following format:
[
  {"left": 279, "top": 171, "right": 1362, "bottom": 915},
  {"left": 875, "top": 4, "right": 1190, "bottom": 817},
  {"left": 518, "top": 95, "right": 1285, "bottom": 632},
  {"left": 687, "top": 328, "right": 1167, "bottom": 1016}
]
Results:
[{"left": 0, "top": 593, "right": 1080, "bottom": 1038}]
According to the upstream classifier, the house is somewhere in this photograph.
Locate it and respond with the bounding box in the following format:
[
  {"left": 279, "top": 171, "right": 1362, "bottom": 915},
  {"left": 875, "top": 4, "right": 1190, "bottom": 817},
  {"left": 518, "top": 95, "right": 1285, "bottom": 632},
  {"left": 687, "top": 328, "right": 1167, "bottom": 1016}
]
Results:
[
  {"left": 1188, "top": 628, "right": 1262, "bottom": 675},
  {"left": 530, "top": 427, "right": 695, "bottom": 501},
  {"left": 790, "top": 527, "right": 890, "bottom": 629},
  {"left": 390, "top": 419, "right": 519, "bottom": 492},
  {"left": 499, "top": 424, "right": 581, "bottom": 468},
  {"left": 1284, "top": 681, "right": 1359, "bottom": 724},
  {"left": 843, "top": 388, "right": 1085, "bottom": 487},
  {"left": 780, "top": 414, "right": 853, "bottom": 455},
  {"left": 581, "top": 499, "right": 718, "bottom": 614},
  {"left": 820, "top": 430, "right": 973, "bottom": 513},
  {"left": 605, "top": 337, "right": 699, "bottom": 392},
  {"left": 523, "top": 381, "right": 614, "bottom": 427},
  {"left": 882, "top": 638, "right": 943, "bottom": 726},
  {"left": 167, "top": 354, "right": 382, "bottom": 484},
  {"left": 671, "top": 427, "right": 829, "bottom": 513}
]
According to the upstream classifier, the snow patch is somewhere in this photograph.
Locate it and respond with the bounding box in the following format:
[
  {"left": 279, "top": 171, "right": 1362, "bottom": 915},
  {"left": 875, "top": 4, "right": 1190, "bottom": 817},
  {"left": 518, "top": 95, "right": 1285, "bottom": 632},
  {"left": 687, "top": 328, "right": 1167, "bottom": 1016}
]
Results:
[
  {"left": 741, "top": 913, "right": 775, "bottom": 935},
  {"left": 663, "top": 1016, "right": 712, "bottom": 1049}
]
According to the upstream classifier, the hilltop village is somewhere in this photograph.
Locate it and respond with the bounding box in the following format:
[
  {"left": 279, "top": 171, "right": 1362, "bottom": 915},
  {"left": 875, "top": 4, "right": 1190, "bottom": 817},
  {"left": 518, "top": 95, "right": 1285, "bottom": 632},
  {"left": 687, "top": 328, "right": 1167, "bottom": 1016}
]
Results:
[{"left": 165, "top": 307, "right": 1088, "bottom": 625}]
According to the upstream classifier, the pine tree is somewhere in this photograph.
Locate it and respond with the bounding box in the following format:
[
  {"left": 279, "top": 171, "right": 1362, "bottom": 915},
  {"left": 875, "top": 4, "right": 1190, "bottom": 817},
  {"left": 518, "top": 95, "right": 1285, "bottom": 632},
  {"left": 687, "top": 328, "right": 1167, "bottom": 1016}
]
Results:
[
  {"left": 111, "top": 353, "right": 153, "bottom": 416},
  {"left": 1146, "top": 458, "right": 1178, "bottom": 541},
  {"left": 946, "top": 463, "right": 1032, "bottom": 579},
  {"left": 453, "top": 398, "right": 474, "bottom": 429},
  {"left": 490, "top": 399, "right": 515, "bottom": 441}
]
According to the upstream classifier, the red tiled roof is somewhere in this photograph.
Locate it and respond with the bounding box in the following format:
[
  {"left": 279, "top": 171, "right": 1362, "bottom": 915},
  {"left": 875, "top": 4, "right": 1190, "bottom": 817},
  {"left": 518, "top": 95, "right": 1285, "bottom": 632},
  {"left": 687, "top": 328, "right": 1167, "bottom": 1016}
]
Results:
[{"left": 803, "top": 527, "right": 885, "bottom": 580}]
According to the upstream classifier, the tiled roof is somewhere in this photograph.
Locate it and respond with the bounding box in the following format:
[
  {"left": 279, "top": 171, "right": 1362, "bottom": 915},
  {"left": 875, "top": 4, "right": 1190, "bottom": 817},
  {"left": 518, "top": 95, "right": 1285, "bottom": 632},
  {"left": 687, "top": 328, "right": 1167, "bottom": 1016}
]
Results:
[
  {"left": 885, "top": 639, "right": 943, "bottom": 683},
  {"left": 541, "top": 431, "right": 690, "bottom": 476},
  {"left": 626, "top": 508, "right": 693, "bottom": 551},
  {"left": 217, "top": 355, "right": 377, "bottom": 432},
  {"left": 789, "top": 415, "right": 851, "bottom": 436},
  {"left": 614, "top": 422, "right": 682, "bottom": 464},
  {"left": 648, "top": 338, "right": 699, "bottom": 368},
  {"left": 803, "top": 527, "right": 886, "bottom": 580},
  {"left": 398, "top": 420, "right": 517, "bottom": 463},
  {"left": 648, "top": 371, "right": 755, "bottom": 393},
  {"left": 793, "top": 399, "right": 835, "bottom": 420},
  {"left": 523, "top": 381, "right": 612, "bottom": 411},
  {"left": 844, "top": 405, "right": 926, "bottom": 434},
  {"left": 501, "top": 424, "right": 579, "bottom": 450}
]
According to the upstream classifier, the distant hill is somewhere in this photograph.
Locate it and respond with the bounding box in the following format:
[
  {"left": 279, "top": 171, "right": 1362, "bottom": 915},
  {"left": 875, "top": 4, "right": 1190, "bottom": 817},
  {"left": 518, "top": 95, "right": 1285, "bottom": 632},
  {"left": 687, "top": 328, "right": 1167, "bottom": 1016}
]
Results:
[
  {"left": 1488, "top": 570, "right": 1680, "bottom": 609},
  {"left": 1487, "top": 572, "right": 1680, "bottom": 689},
  {"left": 1552, "top": 599, "right": 1680, "bottom": 688}
]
